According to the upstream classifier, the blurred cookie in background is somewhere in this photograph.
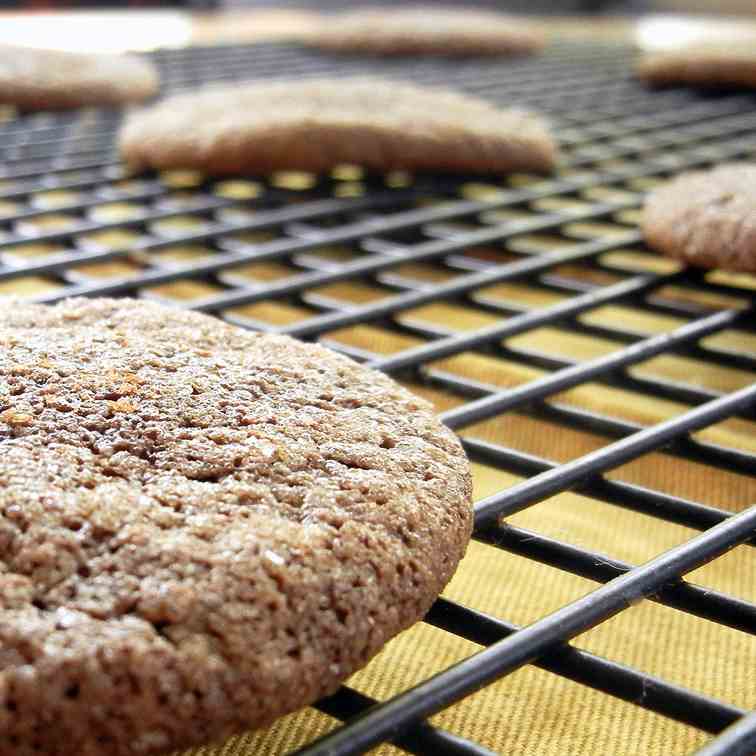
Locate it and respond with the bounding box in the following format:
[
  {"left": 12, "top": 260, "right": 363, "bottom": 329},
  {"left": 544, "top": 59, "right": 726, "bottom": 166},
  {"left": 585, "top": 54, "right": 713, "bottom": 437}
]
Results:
[
  {"left": 638, "top": 46, "right": 756, "bottom": 89},
  {"left": 641, "top": 163, "right": 756, "bottom": 273},
  {"left": 0, "top": 45, "right": 159, "bottom": 111},
  {"left": 306, "top": 7, "right": 545, "bottom": 57},
  {"left": 119, "top": 77, "right": 559, "bottom": 176}
]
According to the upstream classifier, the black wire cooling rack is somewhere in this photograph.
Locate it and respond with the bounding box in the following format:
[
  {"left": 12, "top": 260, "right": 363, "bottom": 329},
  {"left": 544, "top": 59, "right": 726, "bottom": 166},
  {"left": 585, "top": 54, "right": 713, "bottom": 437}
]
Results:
[{"left": 0, "top": 40, "right": 755, "bottom": 756}]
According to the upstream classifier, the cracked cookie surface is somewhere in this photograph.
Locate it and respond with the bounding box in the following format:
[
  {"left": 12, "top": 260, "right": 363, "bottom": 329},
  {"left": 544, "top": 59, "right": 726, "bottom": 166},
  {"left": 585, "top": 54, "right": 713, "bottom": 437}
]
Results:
[
  {"left": 641, "top": 163, "right": 756, "bottom": 273},
  {"left": 0, "top": 298, "right": 472, "bottom": 756}
]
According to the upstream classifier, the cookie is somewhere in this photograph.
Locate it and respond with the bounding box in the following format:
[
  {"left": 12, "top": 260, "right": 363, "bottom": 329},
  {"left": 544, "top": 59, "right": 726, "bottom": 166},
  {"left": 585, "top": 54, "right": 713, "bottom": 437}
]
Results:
[
  {"left": 119, "top": 77, "right": 558, "bottom": 176},
  {"left": 307, "top": 7, "right": 544, "bottom": 57},
  {"left": 641, "top": 163, "right": 756, "bottom": 273},
  {"left": 638, "top": 46, "right": 756, "bottom": 89},
  {"left": 0, "top": 298, "right": 472, "bottom": 756},
  {"left": 0, "top": 45, "right": 159, "bottom": 110}
]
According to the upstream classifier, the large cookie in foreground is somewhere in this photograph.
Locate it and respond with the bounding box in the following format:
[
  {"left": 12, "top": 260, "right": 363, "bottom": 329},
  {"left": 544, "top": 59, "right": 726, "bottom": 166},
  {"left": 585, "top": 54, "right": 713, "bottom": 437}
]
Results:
[
  {"left": 306, "top": 7, "right": 544, "bottom": 57},
  {"left": 119, "top": 77, "right": 558, "bottom": 176},
  {"left": 641, "top": 163, "right": 756, "bottom": 273},
  {"left": 638, "top": 47, "right": 756, "bottom": 89},
  {"left": 0, "top": 298, "right": 473, "bottom": 756},
  {"left": 0, "top": 45, "right": 159, "bottom": 110}
]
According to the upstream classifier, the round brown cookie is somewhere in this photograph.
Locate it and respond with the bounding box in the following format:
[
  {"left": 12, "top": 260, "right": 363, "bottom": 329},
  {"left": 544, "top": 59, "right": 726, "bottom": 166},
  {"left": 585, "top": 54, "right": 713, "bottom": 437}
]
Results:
[
  {"left": 0, "top": 298, "right": 472, "bottom": 756},
  {"left": 641, "top": 164, "right": 756, "bottom": 273},
  {"left": 306, "top": 7, "right": 544, "bottom": 57},
  {"left": 638, "top": 47, "right": 756, "bottom": 89},
  {"left": 119, "top": 77, "right": 558, "bottom": 176},
  {"left": 0, "top": 45, "right": 159, "bottom": 110}
]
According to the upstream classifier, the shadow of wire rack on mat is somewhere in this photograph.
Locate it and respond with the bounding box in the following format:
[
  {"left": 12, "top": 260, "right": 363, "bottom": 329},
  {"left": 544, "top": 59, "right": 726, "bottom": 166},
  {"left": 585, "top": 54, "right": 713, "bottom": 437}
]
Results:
[{"left": 0, "top": 39, "right": 754, "bottom": 756}]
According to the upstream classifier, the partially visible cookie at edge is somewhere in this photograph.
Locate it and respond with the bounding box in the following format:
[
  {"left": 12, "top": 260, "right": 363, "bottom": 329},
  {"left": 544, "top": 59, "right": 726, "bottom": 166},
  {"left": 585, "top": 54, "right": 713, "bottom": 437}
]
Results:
[
  {"left": 0, "top": 45, "right": 159, "bottom": 110},
  {"left": 119, "top": 77, "right": 558, "bottom": 176},
  {"left": 641, "top": 163, "right": 756, "bottom": 273},
  {"left": 0, "top": 297, "right": 473, "bottom": 756},
  {"left": 306, "top": 7, "right": 544, "bottom": 57},
  {"left": 638, "top": 46, "right": 756, "bottom": 89}
]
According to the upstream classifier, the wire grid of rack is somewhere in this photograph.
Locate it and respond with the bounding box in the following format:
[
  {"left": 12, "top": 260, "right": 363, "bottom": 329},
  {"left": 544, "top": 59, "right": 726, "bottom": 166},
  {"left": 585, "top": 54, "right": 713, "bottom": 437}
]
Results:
[{"left": 0, "top": 40, "right": 755, "bottom": 756}]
